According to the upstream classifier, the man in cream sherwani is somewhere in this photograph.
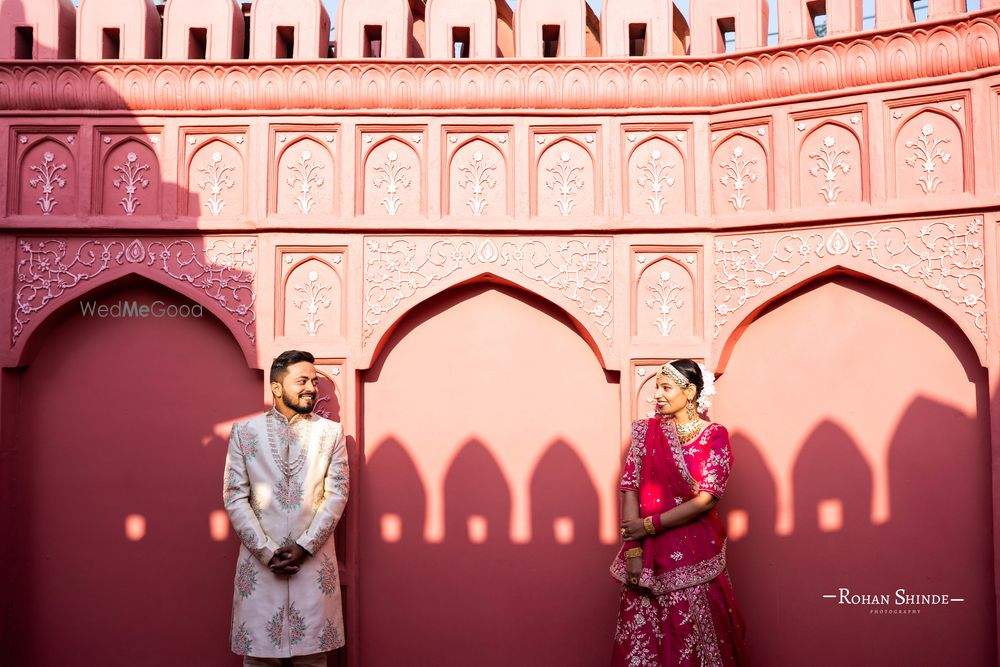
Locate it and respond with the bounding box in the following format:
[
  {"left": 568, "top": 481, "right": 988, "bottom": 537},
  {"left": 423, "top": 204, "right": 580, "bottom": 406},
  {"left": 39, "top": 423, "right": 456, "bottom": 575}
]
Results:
[{"left": 224, "top": 350, "right": 349, "bottom": 666}]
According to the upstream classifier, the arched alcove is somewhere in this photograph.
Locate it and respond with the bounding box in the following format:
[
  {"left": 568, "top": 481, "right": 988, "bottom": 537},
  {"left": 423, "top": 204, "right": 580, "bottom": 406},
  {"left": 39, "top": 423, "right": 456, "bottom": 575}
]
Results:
[
  {"left": 360, "top": 281, "right": 619, "bottom": 666},
  {"left": 4, "top": 274, "right": 264, "bottom": 665},
  {"left": 713, "top": 273, "right": 993, "bottom": 665}
]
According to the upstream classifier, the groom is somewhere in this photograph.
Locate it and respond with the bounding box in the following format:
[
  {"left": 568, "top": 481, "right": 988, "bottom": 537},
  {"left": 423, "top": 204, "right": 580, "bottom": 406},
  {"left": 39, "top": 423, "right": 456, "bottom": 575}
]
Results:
[{"left": 223, "top": 350, "right": 350, "bottom": 666}]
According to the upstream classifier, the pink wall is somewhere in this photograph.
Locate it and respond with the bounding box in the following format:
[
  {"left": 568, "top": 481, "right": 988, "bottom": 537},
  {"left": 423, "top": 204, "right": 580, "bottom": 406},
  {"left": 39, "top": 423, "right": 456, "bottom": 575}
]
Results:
[{"left": 0, "top": 3, "right": 999, "bottom": 666}]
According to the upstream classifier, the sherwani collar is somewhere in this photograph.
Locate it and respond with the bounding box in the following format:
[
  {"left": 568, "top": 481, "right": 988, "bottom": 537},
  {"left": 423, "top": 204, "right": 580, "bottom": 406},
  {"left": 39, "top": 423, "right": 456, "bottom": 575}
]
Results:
[{"left": 268, "top": 406, "right": 312, "bottom": 425}]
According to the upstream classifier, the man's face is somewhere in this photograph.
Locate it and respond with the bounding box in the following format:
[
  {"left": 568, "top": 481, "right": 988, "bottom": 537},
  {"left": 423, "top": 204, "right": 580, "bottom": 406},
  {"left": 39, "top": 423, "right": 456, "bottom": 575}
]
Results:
[{"left": 273, "top": 361, "right": 319, "bottom": 415}]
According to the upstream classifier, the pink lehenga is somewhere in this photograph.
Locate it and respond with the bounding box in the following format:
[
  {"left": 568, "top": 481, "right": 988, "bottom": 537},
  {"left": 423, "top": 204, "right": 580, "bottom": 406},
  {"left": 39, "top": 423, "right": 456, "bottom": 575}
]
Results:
[{"left": 610, "top": 416, "right": 747, "bottom": 667}]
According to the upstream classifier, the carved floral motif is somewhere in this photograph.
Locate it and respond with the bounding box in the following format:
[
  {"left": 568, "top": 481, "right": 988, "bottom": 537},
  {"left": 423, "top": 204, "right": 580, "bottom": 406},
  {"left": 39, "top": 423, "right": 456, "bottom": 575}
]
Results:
[
  {"left": 371, "top": 151, "right": 412, "bottom": 216},
  {"left": 292, "top": 270, "right": 333, "bottom": 337},
  {"left": 718, "top": 145, "right": 757, "bottom": 212},
  {"left": 457, "top": 151, "right": 497, "bottom": 216},
  {"left": 13, "top": 238, "right": 257, "bottom": 344},
  {"left": 197, "top": 151, "right": 237, "bottom": 216},
  {"left": 904, "top": 123, "right": 952, "bottom": 194},
  {"left": 545, "top": 152, "right": 585, "bottom": 216},
  {"left": 364, "top": 237, "right": 612, "bottom": 343},
  {"left": 28, "top": 151, "right": 68, "bottom": 215},
  {"left": 636, "top": 149, "right": 676, "bottom": 215},
  {"left": 112, "top": 151, "right": 151, "bottom": 215},
  {"left": 713, "top": 219, "right": 985, "bottom": 339},
  {"left": 285, "top": 150, "right": 325, "bottom": 215},
  {"left": 808, "top": 136, "right": 851, "bottom": 205},
  {"left": 645, "top": 269, "right": 684, "bottom": 336}
]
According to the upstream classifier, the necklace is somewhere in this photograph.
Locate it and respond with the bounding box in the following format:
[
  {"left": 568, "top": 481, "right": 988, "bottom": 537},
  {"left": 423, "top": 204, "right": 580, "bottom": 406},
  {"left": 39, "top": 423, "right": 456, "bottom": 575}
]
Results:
[
  {"left": 266, "top": 410, "right": 313, "bottom": 479},
  {"left": 676, "top": 419, "right": 707, "bottom": 445}
]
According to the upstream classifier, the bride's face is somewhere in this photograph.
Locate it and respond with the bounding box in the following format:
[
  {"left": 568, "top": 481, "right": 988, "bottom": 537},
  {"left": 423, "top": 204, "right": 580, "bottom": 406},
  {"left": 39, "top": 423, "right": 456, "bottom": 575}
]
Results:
[{"left": 654, "top": 374, "right": 694, "bottom": 417}]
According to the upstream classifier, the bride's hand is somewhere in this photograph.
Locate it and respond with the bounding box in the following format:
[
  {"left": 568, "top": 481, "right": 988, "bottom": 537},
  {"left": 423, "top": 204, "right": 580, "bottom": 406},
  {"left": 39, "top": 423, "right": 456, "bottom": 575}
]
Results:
[{"left": 620, "top": 518, "right": 646, "bottom": 541}]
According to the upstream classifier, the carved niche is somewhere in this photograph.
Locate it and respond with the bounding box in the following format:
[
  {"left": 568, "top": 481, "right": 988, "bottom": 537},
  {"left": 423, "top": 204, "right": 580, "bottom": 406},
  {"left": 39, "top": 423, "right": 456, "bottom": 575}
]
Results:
[
  {"left": 791, "top": 106, "right": 867, "bottom": 208},
  {"left": 443, "top": 127, "right": 512, "bottom": 218},
  {"left": 887, "top": 93, "right": 971, "bottom": 199},
  {"left": 359, "top": 127, "right": 425, "bottom": 217},
  {"left": 276, "top": 247, "right": 346, "bottom": 340},
  {"left": 531, "top": 127, "right": 601, "bottom": 218},
  {"left": 12, "top": 128, "right": 78, "bottom": 217},
  {"left": 181, "top": 128, "right": 249, "bottom": 218},
  {"left": 631, "top": 247, "right": 701, "bottom": 342},
  {"left": 270, "top": 127, "right": 338, "bottom": 217},
  {"left": 96, "top": 128, "right": 162, "bottom": 217},
  {"left": 710, "top": 120, "right": 771, "bottom": 214},
  {"left": 623, "top": 125, "right": 691, "bottom": 216}
]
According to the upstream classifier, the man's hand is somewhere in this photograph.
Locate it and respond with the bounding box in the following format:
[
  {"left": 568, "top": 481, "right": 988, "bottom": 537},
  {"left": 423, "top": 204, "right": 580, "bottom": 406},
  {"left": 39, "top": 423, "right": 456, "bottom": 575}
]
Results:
[{"left": 268, "top": 544, "right": 309, "bottom": 576}]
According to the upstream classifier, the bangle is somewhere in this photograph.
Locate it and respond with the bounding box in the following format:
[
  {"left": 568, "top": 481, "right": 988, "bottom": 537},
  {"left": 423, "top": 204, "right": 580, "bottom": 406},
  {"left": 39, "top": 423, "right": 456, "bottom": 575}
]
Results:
[
  {"left": 625, "top": 547, "right": 642, "bottom": 559},
  {"left": 652, "top": 513, "right": 663, "bottom": 532},
  {"left": 643, "top": 516, "right": 656, "bottom": 535}
]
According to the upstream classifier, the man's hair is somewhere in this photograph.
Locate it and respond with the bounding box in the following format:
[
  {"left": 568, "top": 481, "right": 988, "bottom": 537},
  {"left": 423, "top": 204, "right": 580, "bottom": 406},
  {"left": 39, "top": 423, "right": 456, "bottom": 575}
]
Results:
[{"left": 270, "top": 350, "right": 315, "bottom": 384}]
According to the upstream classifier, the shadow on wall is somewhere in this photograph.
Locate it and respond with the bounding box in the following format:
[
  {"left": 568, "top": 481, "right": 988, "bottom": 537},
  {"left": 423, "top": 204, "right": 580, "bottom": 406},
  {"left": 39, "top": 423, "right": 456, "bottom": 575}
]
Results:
[{"left": 0, "top": 4, "right": 270, "bottom": 664}]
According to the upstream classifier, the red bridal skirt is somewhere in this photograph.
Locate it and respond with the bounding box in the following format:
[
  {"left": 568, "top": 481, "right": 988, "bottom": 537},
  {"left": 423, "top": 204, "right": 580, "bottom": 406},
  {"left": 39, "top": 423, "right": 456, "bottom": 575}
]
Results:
[{"left": 611, "top": 570, "right": 747, "bottom": 667}]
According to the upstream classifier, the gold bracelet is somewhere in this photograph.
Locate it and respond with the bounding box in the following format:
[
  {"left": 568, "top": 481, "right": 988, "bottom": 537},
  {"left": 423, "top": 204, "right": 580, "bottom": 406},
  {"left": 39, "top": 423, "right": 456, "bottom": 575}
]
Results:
[
  {"left": 643, "top": 516, "right": 656, "bottom": 535},
  {"left": 625, "top": 547, "right": 642, "bottom": 559}
]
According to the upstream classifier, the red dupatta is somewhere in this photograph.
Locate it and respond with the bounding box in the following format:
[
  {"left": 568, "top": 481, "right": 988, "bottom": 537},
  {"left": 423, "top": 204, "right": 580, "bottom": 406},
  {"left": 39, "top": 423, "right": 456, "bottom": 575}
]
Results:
[{"left": 610, "top": 416, "right": 728, "bottom": 595}]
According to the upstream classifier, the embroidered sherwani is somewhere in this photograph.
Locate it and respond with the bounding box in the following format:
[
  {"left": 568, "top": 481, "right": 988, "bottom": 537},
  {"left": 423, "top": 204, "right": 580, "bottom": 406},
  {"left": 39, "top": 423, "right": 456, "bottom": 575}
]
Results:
[{"left": 224, "top": 408, "right": 349, "bottom": 658}]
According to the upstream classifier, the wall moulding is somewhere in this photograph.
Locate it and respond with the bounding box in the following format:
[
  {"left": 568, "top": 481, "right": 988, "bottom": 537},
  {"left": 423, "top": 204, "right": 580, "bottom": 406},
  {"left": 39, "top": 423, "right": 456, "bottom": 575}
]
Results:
[
  {"left": 361, "top": 235, "right": 614, "bottom": 367},
  {"left": 10, "top": 235, "right": 258, "bottom": 360},
  {"left": 630, "top": 246, "right": 703, "bottom": 343},
  {"left": 268, "top": 125, "right": 340, "bottom": 218},
  {"left": 94, "top": 126, "right": 164, "bottom": 217},
  {"left": 10, "top": 127, "right": 79, "bottom": 217},
  {"left": 1, "top": 12, "right": 998, "bottom": 112},
  {"left": 711, "top": 216, "right": 988, "bottom": 366}
]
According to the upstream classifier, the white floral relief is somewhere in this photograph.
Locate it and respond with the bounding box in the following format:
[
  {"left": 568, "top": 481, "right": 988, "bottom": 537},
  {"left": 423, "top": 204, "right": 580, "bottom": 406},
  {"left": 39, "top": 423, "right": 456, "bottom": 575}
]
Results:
[
  {"left": 364, "top": 237, "right": 612, "bottom": 343},
  {"left": 644, "top": 268, "right": 684, "bottom": 336},
  {"left": 28, "top": 151, "right": 68, "bottom": 215},
  {"left": 291, "top": 270, "right": 333, "bottom": 337},
  {"left": 112, "top": 151, "right": 151, "bottom": 215},
  {"left": 545, "top": 151, "right": 585, "bottom": 216},
  {"left": 636, "top": 148, "right": 676, "bottom": 214},
  {"left": 285, "top": 150, "right": 325, "bottom": 215},
  {"left": 713, "top": 218, "right": 985, "bottom": 339},
  {"left": 456, "top": 150, "right": 497, "bottom": 216},
  {"left": 904, "top": 123, "right": 952, "bottom": 195},
  {"left": 371, "top": 150, "right": 412, "bottom": 216},
  {"left": 14, "top": 238, "right": 257, "bottom": 344},
  {"left": 197, "top": 151, "right": 237, "bottom": 216},
  {"left": 718, "top": 145, "right": 758, "bottom": 212},
  {"left": 808, "top": 136, "right": 851, "bottom": 205}
]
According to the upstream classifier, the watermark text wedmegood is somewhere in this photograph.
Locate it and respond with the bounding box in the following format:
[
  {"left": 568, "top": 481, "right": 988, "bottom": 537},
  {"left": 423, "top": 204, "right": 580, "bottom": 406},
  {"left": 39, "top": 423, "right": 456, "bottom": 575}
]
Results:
[{"left": 79, "top": 299, "right": 204, "bottom": 319}]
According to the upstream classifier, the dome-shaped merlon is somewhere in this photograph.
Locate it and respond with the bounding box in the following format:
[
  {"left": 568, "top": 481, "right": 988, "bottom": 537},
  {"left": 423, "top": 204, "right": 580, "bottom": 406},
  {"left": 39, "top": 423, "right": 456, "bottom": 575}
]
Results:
[
  {"left": 426, "top": 0, "right": 497, "bottom": 59},
  {"left": 0, "top": 0, "right": 76, "bottom": 60},
  {"left": 251, "top": 0, "right": 330, "bottom": 60},
  {"left": 163, "top": 0, "right": 244, "bottom": 60},
  {"left": 515, "top": 0, "right": 586, "bottom": 59},
  {"left": 689, "top": 0, "right": 768, "bottom": 56},
  {"left": 600, "top": 0, "right": 674, "bottom": 57},
  {"left": 77, "top": 0, "right": 160, "bottom": 60},
  {"left": 335, "top": 0, "right": 414, "bottom": 59}
]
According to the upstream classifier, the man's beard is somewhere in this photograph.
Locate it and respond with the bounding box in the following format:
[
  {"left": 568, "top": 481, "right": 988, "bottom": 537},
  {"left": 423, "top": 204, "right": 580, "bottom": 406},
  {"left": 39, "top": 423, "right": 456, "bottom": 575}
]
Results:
[{"left": 282, "top": 392, "right": 315, "bottom": 415}]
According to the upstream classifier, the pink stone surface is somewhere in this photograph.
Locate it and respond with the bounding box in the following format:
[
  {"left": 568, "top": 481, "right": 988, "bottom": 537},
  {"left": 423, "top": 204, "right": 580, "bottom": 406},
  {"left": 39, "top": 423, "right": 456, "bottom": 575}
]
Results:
[{"left": 1, "top": 2, "right": 999, "bottom": 666}]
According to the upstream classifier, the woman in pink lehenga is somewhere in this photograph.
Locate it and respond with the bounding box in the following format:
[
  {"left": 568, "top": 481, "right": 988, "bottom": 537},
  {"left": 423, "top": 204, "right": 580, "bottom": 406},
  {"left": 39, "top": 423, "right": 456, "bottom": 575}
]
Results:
[{"left": 610, "top": 359, "right": 747, "bottom": 667}]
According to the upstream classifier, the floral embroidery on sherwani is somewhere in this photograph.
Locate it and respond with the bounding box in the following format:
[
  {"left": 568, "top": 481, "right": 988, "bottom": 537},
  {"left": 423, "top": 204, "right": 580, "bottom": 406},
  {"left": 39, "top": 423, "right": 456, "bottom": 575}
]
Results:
[
  {"left": 274, "top": 477, "right": 304, "bottom": 511},
  {"left": 236, "top": 556, "right": 258, "bottom": 599},
  {"left": 287, "top": 602, "right": 307, "bottom": 647},
  {"left": 265, "top": 607, "right": 285, "bottom": 648},
  {"left": 232, "top": 622, "right": 253, "bottom": 654},
  {"left": 319, "top": 618, "right": 344, "bottom": 651},
  {"left": 234, "top": 422, "right": 259, "bottom": 461},
  {"left": 317, "top": 554, "right": 338, "bottom": 596}
]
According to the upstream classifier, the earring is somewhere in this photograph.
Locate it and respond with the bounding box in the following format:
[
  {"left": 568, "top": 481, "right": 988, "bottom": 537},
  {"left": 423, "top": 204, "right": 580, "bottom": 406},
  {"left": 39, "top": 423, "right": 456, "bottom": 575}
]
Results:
[{"left": 686, "top": 399, "right": 697, "bottom": 419}]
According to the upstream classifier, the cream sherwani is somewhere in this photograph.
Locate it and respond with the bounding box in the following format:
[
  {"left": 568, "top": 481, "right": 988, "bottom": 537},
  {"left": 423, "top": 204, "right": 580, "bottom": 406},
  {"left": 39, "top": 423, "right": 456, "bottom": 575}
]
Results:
[{"left": 224, "top": 408, "right": 349, "bottom": 658}]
